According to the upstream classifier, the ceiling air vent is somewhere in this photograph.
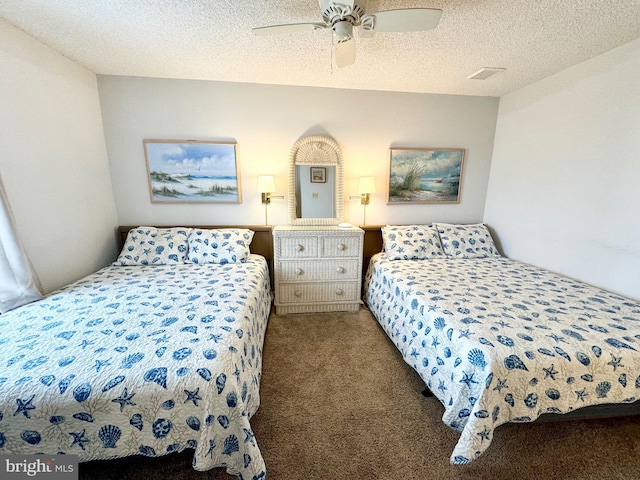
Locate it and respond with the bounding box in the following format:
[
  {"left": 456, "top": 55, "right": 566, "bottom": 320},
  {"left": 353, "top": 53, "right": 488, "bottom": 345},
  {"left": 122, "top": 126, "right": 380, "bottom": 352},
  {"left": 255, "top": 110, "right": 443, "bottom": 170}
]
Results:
[{"left": 468, "top": 67, "right": 506, "bottom": 80}]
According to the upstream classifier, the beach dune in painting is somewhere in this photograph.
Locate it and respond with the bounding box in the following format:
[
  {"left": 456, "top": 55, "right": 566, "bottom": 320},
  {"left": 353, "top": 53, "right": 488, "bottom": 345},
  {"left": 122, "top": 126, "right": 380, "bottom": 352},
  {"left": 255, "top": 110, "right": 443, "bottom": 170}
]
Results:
[
  {"left": 144, "top": 141, "right": 241, "bottom": 203},
  {"left": 388, "top": 148, "right": 464, "bottom": 204}
]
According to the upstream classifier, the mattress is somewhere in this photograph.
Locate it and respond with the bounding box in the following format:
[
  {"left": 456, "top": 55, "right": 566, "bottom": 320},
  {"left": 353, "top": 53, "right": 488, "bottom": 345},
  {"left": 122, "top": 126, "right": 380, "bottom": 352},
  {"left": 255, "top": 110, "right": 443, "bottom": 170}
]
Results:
[
  {"left": 0, "top": 254, "right": 272, "bottom": 479},
  {"left": 365, "top": 253, "right": 640, "bottom": 464}
]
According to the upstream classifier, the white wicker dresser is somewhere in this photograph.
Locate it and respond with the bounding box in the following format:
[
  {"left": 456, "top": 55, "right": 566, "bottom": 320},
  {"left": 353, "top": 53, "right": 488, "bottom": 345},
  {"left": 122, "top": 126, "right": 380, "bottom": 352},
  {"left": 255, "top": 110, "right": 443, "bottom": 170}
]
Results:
[{"left": 272, "top": 225, "right": 364, "bottom": 314}]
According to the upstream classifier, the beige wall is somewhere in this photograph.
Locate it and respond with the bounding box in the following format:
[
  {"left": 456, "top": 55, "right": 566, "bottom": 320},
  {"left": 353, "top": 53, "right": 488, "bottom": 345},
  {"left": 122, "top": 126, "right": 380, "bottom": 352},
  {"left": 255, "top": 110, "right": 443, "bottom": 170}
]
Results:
[
  {"left": 0, "top": 19, "right": 118, "bottom": 292},
  {"left": 484, "top": 38, "right": 640, "bottom": 300},
  {"left": 98, "top": 76, "right": 499, "bottom": 228}
]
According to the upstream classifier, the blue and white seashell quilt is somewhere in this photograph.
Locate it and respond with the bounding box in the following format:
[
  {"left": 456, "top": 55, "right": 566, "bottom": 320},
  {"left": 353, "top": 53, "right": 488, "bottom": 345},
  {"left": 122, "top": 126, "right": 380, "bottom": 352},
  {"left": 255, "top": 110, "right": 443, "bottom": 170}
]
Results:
[
  {"left": 0, "top": 255, "right": 272, "bottom": 480},
  {"left": 365, "top": 253, "right": 640, "bottom": 464}
]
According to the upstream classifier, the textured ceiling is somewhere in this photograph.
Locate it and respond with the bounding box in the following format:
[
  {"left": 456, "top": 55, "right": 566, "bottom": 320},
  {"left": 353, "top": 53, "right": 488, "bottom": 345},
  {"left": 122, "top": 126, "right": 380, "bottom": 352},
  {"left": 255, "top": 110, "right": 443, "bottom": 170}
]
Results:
[{"left": 1, "top": 0, "right": 639, "bottom": 97}]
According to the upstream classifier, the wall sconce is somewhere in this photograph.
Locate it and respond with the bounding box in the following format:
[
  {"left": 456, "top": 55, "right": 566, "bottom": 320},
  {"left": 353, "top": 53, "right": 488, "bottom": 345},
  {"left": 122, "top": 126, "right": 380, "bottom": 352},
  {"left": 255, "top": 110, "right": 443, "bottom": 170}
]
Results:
[
  {"left": 355, "top": 176, "right": 376, "bottom": 204},
  {"left": 257, "top": 175, "right": 284, "bottom": 225},
  {"left": 350, "top": 176, "right": 376, "bottom": 225}
]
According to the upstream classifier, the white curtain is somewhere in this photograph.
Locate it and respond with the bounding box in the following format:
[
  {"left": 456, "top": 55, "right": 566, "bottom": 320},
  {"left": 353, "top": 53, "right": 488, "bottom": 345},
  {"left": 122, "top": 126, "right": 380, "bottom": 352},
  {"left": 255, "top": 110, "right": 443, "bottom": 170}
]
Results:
[{"left": 0, "top": 176, "right": 43, "bottom": 313}]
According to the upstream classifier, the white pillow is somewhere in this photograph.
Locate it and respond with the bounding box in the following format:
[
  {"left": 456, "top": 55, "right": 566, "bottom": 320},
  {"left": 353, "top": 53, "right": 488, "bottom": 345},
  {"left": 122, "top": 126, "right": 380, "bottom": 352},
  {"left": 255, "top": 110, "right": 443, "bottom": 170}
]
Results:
[
  {"left": 114, "top": 227, "right": 190, "bottom": 265},
  {"left": 381, "top": 225, "right": 445, "bottom": 260},
  {"left": 434, "top": 223, "right": 500, "bottom": 258},
  {"left": 187, "top": 228, "right": 254, "bottom": 264}
]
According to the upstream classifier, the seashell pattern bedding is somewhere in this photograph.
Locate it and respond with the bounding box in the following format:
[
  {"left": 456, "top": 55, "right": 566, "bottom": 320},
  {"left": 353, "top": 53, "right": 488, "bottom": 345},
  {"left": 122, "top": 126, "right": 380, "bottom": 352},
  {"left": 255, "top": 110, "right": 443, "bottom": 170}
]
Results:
[
  {"left": 0, "top": 255, "right": 272, "bottom": 479},
  {"left": 364, "top": 253, "right": 640, "bottom": 464}
]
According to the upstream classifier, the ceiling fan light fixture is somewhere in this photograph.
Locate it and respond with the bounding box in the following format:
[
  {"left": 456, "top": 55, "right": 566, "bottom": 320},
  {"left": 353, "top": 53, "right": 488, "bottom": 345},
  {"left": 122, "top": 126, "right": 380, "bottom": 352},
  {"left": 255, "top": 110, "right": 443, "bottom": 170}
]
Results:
[
  {"left": 468, "top": 67, "right": 506, "bottom": 80},
  {"left": 333, "top": 20, "right": 353, "bottom": 40}
]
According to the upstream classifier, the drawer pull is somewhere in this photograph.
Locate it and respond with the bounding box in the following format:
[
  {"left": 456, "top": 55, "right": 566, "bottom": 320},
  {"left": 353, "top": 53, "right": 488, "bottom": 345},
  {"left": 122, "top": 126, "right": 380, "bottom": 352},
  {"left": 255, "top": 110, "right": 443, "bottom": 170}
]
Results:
[
  {"left": 296, "top": 244, "right": 304, "bottom": 252},
  {"left": 294, "top": 290, "right": 302, "bottom": 297},
  {"left": 335, "top": 288, "right": 344, "bottom": 296},
  {"left": 336, "top": 266, "right": 345, "bottom": 274},
  {"left": 296, "top": 268, "right": 304, "bottom": 275},
  {"left": 337, "top": 243, "right": 346, "bottom": 251}
]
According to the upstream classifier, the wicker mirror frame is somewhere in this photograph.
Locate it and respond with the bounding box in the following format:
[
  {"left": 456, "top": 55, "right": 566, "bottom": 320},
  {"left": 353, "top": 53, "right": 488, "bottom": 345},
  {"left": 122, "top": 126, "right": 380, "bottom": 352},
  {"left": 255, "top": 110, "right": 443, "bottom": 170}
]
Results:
[{"left": 288, "top": 135, "right": 344, "bottom": 225}]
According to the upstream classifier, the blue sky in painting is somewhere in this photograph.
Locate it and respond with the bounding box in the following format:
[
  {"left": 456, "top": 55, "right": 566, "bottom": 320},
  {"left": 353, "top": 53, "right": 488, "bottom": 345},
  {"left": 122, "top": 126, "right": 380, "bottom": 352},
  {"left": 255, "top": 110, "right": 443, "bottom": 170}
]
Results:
[
  {"left": 146, "top": 142, "right": 237, "bottom": 178},
  {"left": 390, "top": 149, "right": 462, "bottom": 179}
]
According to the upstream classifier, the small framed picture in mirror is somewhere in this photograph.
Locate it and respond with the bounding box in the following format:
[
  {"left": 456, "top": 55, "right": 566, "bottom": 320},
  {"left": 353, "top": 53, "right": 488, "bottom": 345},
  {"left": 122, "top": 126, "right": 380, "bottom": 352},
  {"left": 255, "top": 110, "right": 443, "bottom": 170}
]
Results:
[{"left": 310, "top": 167, "right": 327, "bottom": 183}]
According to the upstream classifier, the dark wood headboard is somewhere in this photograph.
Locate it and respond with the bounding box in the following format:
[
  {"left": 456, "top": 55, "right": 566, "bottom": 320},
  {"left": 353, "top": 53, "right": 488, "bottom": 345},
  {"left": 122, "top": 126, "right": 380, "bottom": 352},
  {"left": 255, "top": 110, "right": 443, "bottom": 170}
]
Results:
[
  {"left": 117, "top": 225, "right": 274, "bottom": 284},
  {"left": 362, "top": 225, "right": 384, "bottom": 274}
]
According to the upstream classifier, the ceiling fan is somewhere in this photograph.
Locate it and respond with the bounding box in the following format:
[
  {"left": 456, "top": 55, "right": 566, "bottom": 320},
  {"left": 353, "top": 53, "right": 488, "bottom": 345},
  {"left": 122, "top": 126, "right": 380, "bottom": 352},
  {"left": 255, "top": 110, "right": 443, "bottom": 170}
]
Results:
[{"left": 252, "top": 0, "right": 442, "bottom": 68}]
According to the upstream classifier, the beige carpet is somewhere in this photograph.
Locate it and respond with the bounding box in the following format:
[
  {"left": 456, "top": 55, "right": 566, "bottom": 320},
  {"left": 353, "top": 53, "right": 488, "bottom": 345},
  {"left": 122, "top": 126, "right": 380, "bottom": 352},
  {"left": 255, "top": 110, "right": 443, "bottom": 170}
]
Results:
[{"left": 81, "top": 307, "right": 640, "bottom": 479}]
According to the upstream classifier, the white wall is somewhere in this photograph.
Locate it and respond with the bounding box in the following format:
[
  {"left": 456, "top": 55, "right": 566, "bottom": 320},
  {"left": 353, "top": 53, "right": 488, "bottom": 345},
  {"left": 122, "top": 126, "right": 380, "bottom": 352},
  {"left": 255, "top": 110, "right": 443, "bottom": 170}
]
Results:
[
  {"left": 98, "top": 76, "right": 499, "bottom": 228},
  {"left": 0, "top": 19, "right": 119, "bottom": 293},
  {"left": 484, "top": 38, "right": 640, "bottom": 300}
]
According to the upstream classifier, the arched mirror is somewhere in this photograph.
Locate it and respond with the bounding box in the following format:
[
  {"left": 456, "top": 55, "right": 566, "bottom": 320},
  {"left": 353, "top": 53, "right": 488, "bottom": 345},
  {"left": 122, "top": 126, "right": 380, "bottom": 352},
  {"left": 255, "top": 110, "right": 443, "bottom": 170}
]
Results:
[{"left": 288, "top": 135, "right": 344, "bottom": 225}]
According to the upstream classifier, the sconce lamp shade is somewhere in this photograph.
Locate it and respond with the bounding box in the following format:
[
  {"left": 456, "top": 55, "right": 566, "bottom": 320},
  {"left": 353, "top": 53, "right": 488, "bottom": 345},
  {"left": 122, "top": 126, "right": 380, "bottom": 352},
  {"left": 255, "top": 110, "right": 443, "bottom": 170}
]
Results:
[
  {"left": 357, "top": 176, "right": 376, "bottom": 194},
  {"left": 351, "top": 176, "right": 376, "bottom": 224},
  {"left": 257, "top": 175, "right": 276, "bottom": 193}
]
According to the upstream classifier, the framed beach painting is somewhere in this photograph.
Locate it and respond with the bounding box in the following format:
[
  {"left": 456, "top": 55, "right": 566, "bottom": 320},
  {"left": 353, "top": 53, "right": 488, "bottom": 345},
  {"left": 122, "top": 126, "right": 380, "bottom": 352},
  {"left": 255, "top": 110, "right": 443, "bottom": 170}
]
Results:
[
  {"left": 143, "top": 140, "right": 242, "bottom": 203},
  {"left": 387, "top": 147, "right": 465, "bottom": 204}
]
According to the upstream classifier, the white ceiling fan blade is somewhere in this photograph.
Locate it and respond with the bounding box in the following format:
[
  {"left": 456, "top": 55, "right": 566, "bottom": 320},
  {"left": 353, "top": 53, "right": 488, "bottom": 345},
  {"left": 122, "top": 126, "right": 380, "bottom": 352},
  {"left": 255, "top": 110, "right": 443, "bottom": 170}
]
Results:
[
  {"left": 252, "top": 23, "right": 327, "bottom": 35},
  {"left": 335, "top": 36, "right": 355, "bottom": 68},
  {"left": 367, "top": 8, "right": 442, "bottom": 32}
]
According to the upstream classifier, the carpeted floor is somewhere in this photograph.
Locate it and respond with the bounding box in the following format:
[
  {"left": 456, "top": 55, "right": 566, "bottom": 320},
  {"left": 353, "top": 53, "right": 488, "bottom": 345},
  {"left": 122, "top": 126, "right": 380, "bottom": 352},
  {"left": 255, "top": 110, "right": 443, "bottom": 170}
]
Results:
[{"left": 81, "top": 307, "right": 640, "bottom": 479}]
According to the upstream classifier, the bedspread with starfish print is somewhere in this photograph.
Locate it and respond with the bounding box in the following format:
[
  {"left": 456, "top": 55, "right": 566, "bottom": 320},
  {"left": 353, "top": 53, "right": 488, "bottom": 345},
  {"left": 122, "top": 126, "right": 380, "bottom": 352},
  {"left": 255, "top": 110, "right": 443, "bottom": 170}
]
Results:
[
  {"left": 365, "top": 253, "right": 640, "bottom": 464},
  {"left": 0, "top": 255, "right": 272, "bottom": 480}
]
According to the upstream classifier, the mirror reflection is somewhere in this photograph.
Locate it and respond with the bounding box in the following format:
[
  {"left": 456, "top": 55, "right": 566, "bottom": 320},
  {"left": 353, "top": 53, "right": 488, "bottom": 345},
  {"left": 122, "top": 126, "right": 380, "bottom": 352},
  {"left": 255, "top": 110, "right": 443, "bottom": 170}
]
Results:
[{"left": 295, "top": 165, "right": 336, "bottom": 219}]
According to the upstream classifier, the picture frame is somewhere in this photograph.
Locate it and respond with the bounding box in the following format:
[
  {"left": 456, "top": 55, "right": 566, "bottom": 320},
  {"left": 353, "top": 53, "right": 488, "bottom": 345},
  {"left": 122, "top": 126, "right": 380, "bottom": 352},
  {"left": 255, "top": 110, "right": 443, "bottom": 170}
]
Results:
[
  {"left": 387, "top": 147, "right": 465, "bottom": 204},
  {"left": 143, "top": 139, "right": 242, "bottom": 203},
  {"left": 310, "top": 166, "right": 327, "bottom": 183}
]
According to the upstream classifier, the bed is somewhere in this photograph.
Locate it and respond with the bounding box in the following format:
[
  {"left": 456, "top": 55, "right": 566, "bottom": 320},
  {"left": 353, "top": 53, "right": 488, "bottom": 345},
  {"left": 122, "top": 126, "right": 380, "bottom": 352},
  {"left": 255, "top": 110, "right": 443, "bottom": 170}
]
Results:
[
  {"left": 363, "top": 223, "right": 640, "bottom": 465},
  {"left": 0, "top": 226, "right": 273, "bottom": 480}
]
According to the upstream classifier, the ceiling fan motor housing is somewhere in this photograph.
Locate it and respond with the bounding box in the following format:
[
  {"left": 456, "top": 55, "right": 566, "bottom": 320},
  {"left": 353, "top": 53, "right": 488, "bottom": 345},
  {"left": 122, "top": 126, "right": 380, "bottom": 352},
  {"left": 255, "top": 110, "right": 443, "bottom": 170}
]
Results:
[{"left": 322, "top": 2, "right": 365, "bottom": 27}]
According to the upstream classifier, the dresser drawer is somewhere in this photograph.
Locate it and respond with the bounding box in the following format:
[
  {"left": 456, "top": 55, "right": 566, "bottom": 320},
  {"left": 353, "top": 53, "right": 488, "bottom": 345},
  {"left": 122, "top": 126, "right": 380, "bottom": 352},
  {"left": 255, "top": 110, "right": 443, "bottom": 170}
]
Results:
[
  {"left": 277, "top": 236, "right": 318, "bottom": 258},
  {"left": 322, "top": 236, "right": 361, "bottom": 258},
  {"left": 277, "top": 259, "right": 360, "bottom": 281},
  {"left": 278, "top": 282, "right": 359, "bottom": 304}
]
